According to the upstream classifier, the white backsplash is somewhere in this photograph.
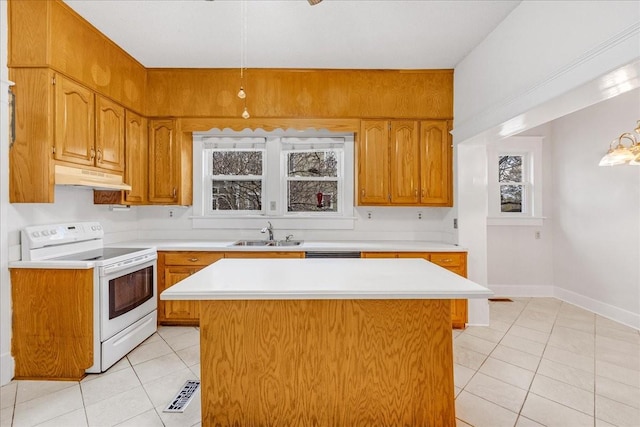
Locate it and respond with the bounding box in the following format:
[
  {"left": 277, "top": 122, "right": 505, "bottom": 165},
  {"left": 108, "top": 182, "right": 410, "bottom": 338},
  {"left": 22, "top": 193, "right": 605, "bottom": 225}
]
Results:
[{"left": 136, "top": 205, "right": 455, "bottom": 243}]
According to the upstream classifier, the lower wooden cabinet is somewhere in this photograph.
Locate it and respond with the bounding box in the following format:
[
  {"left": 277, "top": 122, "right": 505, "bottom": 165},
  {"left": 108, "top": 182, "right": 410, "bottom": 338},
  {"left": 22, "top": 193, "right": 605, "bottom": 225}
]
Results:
[
  {"left": 158, "top": 251, "right": 304, "bottom": 325},
  {"left": 361, "top": 251, "right": 468, "bottom": 329},
  {"left": 158, "top": 251, "right": 224, "bottom": 326}
]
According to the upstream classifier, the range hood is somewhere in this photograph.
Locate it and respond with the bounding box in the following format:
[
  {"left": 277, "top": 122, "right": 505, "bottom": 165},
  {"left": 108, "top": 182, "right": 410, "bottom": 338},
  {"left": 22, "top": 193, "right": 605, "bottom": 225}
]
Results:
[{"left": 55, "top": 165, "right": 132, "bottom": 191}]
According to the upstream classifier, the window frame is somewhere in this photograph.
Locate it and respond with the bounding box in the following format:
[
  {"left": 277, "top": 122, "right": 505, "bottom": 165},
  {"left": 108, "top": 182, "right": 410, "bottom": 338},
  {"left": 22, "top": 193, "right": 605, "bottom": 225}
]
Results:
[
  {"left": 487, "top": 136, "right": 543, "bottom": 226},
  {"left": 192, "top": 130, "right": 356, "bottom": 230}
]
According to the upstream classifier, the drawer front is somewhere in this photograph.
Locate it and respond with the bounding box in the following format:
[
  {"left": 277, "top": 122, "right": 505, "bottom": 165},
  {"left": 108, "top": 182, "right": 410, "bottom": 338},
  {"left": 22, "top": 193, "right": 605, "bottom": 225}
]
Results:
[
  {"left": 163, "top": 251, "right": 224, "bottom": 266},
  {"left": 225, "top": 252, "right": 305, "bottom": 259},
  {"left": 429, "top": 252, "right": 464, "bottom": 268}
]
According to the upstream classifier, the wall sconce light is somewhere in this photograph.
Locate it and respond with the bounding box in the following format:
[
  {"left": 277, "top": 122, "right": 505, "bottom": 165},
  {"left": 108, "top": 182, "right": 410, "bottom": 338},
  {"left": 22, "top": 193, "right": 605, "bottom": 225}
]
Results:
[{"left": 599, "top": 120, "right": 640, "bottom": 166}]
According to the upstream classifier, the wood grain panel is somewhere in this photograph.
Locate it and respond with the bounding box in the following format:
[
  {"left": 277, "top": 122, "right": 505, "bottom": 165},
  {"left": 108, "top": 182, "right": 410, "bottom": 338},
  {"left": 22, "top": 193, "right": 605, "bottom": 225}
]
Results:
[
  {"left": 200, "top": 299, "right": 455, "bottom": 426},
  {"left": 49, "top": 0, "right": 146, "bottom": 112},
  {"left": 9, "top": 68, "right": 55, "bottom": 203},
  {"left": 148, "top": 119, "right": 177, "bottom": 204},
  {"left": 148, "top": 69, "right": 453, "bottom": 119},
  {"left": 8, "top": 0, "right": 51, "bottom": 67},
  {"left": 10, "top": 268, "right": 93, "bottom": 380}
]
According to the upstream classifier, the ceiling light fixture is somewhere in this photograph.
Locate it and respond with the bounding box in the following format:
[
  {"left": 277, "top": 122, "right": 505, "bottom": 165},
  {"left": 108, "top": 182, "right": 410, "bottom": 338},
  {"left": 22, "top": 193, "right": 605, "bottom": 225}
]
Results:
[
  {"left": 599, "top": 120, "right": 640, "bottom": 166},
  {"left": 308, "top": 0, "right": 323, "bottom": 5},
  {"left": 238, "top": 0, "right": 249, "bottom": 119}
]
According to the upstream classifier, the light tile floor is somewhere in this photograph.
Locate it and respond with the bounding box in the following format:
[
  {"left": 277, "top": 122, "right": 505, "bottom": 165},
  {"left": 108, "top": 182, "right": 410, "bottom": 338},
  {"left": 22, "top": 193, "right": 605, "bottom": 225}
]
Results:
[{"left": 1, "top": 297, "right": 639, "bottom": 426}]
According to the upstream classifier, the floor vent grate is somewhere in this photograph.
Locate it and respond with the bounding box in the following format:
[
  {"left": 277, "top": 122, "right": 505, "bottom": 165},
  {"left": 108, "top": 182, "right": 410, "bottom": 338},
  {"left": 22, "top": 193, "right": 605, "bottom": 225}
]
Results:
[
  {"left": 163, "top": 380, "right": 200, "bottom": 413},
  {"left": 488, "top": 298, "right": 514, "bottom": 302}
]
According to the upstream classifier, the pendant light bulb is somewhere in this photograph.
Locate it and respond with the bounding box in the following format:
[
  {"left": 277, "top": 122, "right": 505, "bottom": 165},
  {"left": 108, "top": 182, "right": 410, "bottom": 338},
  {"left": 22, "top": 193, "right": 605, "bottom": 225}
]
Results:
[
  {"left": 237, "top": 87, "right": 246, "bottom": 99},
  {"left": 242, "top": 107, "right": 250, "bottom": 119}
]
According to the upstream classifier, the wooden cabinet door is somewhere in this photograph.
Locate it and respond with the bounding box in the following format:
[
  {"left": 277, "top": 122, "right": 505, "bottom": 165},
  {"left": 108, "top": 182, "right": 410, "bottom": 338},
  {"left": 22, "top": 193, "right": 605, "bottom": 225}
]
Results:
[
  {"left": 148, "top": 119, "right": 178, "bottom": 204},
  {"left": 95, "top": 95, "right": 125, "bottom": 172},
  {"left": 123, "top": 111, "right": 148, "bottom": 204},
  {"left": 420, "top": 120, "right": 452, "bottom": 206},
  {"left": 54, "top": 75, "right": 95, "bottom": 166},
  {"left": 390, "top": 121, "right": 420, "bottom": 204},
  {"left": 358, "top": 120, "right": 390, "bottom": 205},
  {"left": 162, "top": 266, "right": 200, "bottom": 322}
]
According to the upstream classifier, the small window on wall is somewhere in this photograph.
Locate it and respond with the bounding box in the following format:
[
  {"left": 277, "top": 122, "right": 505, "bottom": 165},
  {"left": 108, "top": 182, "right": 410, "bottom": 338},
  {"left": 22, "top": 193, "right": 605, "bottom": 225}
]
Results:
[
  {"left": 498, "top": 155, "right": 525, "bottom": 213},
  {"left": 202, "top": 138, "right": 266, "bottom": 215},
  {"left": 488, "top": 137, "right": 543, "bottom": 225},
  {"left": 282, "top": 138, "right": 343, "bottom": 214}
]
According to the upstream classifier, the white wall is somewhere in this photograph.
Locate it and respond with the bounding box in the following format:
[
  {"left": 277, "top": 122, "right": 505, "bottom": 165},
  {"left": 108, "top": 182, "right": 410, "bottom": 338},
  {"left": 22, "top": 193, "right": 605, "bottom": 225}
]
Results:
[
  {"left": 454, "top": 1, "right": 640, "bottom": 142},
  {"left": 487, "top": 123, "right": 555, "bottom": 296},
  {"left": 551, "top": 88, "right": 640, "bottom": 327}
]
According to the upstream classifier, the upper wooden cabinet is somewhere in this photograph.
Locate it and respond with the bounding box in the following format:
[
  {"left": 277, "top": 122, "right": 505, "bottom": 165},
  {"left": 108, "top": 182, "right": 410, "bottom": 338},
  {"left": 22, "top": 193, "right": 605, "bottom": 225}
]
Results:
[
  {"left": 53, "top": 76, "right": 95, "bottom": 167},
  {"left": 53, "top": 75, "right": 124, "bottom": 173},
  {"left": 148, "top": 119, "right": 191, "bottom": 205},
  {"left": 420, "top": 120, "right": 452, "bottom": 206},
  {"left": 358, "top": 120, "right": 452, "bottom": 206},
  {"left": 358, "top": 120, "right": 390, "bottom": 204},
  {"left": 123, "top": 111, "right": 148, "bottom": 204},
  {"left": 95, "top": 96, "right": 125, "bottom": 172}
]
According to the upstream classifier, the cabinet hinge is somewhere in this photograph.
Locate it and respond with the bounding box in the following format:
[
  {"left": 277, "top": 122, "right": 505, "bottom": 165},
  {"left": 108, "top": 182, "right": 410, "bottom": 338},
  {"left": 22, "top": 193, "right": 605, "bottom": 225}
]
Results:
[{"left": 52, "top": 76, "right": 56, "bottom": 85}]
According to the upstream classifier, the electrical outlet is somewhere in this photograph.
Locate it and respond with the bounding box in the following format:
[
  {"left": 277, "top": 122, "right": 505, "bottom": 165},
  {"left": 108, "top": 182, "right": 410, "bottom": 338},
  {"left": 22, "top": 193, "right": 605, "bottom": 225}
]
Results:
[
  {"left": 168, "top": 209, "right": 175, "bottom": 218},
  {"left": 453, "top": 218, "right": 458, "bottom": 229},
  {"left": 535, "top": 231, "right": 541, "bottom": 239},
  {"left": 417, "top": 211, "right": 423, "bottom": 220},
  {"left": 367, "top": 211, "right": 372, "bottom": 220}
]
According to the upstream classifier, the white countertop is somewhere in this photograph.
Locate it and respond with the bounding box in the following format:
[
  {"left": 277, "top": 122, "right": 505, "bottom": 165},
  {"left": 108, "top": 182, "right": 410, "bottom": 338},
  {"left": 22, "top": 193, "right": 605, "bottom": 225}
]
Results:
[
  {"left": 9, "top": 240, "right": 464, "bottom": 269},
  {"left": 160, "top": 258, "right": 492, "bottom": 300},
  {"left": 111, "top": 239, "right": 466, "bottom": 253}
]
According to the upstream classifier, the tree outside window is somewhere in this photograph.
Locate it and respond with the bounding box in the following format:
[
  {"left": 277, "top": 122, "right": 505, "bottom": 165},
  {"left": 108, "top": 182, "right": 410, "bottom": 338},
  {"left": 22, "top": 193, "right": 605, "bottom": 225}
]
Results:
[{"left": 498, "top": 155, "right": 524, "bottom": 213}]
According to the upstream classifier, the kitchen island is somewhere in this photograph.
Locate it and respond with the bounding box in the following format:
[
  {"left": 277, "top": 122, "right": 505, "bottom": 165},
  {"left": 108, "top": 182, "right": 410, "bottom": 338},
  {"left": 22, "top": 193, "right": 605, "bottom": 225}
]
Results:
[{"left": 161, "top": 258, "right": 492, "bottom": 426}]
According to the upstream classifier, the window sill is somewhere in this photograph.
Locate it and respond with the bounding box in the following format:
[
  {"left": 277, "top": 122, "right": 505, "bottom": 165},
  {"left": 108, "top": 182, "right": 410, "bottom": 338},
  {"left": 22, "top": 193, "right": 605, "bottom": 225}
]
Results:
[
  {"left": 486, "top": 216, "right": 546, "bottom": 227},
  {"left": 192, "top": 216, "right": 356, "bottom": 230}
]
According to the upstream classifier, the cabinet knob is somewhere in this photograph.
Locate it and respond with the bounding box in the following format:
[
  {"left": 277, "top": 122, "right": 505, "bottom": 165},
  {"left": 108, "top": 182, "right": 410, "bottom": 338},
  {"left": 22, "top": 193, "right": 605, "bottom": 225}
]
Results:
[
  {"left": 172, "top": 188, "right": 177, "bottom": 199},
  {"left": 421, "top": 189, "right": 425, "bottom": 197},
  {"left": 414, "top": 189, "right": 418, "bottom": 197},
  {"left": 96, "top": 149, "right": 102, "bottom": 161},
  {"left": 90, "top": 148, "right": 96, "bottom": 160},
  {"left": 188, "top": 258, "right": 199, "bottom": 262},
  {"left": 441, "top": 258, "right": 453, "bottom": 263},
  {"left": 361, "top": 189, "right": 365, "bottom": 197}
]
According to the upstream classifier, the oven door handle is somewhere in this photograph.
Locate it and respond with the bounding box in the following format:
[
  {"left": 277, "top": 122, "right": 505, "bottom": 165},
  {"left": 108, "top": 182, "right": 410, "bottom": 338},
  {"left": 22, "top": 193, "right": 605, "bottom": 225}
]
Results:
[{"left": 101, "top": 253, "right": 157, "bottom": 277}]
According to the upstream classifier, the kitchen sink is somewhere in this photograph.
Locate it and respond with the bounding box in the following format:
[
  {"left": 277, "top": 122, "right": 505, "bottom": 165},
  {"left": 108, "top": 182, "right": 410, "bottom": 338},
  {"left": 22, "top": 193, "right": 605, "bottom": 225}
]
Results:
[
  {"left": 230, "top": 240, "right": 304, "bottom": 247},
  {"left": 271, "top": 240, "right": 304, "bottom": 247},
  {"left": 231, "top": 240, "right": 273, "bottom": 246}
]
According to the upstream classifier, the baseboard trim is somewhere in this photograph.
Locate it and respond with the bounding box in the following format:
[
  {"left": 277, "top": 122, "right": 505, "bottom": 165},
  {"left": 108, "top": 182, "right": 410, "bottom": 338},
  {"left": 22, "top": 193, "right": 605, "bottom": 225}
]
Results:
[
  {"left": 1, "top": 352, "right": 14, "bottom": 386},
  {"left": 554, "top": 287, "right": 640, "bottom": 330},
  {"left": 488, "top": 284, "right": 555, "bottom": 297}
]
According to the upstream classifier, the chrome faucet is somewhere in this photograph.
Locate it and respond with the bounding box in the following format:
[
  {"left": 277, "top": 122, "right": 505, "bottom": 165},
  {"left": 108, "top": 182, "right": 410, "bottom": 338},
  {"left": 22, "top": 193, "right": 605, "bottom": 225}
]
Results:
[{"left": 261, "top": 221, "right": 274, "bottom": 241}]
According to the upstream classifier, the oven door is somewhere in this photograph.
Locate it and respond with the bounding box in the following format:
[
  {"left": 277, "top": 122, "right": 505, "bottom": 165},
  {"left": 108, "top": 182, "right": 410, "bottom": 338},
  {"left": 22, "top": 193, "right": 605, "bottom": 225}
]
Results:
[{"left": 99, "top": 255, "right": 157, "bottom": 341}]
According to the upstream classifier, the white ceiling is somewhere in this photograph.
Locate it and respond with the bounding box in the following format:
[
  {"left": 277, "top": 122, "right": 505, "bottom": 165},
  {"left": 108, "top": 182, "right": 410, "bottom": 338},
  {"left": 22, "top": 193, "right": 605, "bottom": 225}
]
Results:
[{"left": 63, "top": 0, "right": 521, "bottom": 69}]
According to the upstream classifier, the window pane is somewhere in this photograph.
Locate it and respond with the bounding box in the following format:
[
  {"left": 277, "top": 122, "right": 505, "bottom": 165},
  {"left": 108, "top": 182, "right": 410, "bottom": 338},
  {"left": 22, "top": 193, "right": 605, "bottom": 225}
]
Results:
[
  {"left": 212, "top": 151, "right": 262, "bottom": 176},
  {"left": 288, "top": 181, "right": 338, "bottom": 212},
  {"left": 498, "top": 155, "right": 523, "bottom": 183},
  {"left": 287, "top": 151, "right": 338, "bottom": 177},
  {"left": 500, "top": 184, "right": 523, "bottom": 212},
  {"left": 212, "top": 180, "right": 262, "bottom": 210}
]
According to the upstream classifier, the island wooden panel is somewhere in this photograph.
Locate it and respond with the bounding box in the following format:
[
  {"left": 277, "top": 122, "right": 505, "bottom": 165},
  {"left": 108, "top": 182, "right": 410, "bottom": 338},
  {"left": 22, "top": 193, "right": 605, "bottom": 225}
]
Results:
[
  {"left": 10, "top": 268, "right": 94, "bottom": 380},
  {"left": 199, "top": 298, "right": 455, "bottom": 426}
]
